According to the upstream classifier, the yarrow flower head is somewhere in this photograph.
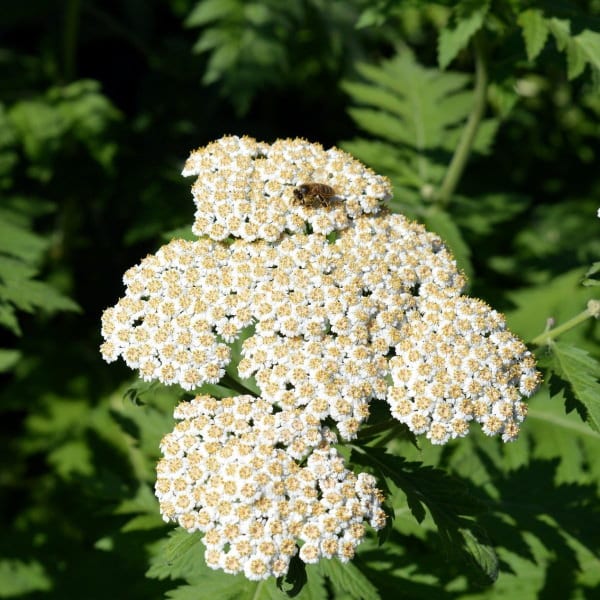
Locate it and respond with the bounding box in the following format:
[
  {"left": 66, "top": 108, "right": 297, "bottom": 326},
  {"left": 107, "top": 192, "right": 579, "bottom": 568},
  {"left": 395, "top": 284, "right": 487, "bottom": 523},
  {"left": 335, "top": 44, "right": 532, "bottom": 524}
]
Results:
[
  {"left": 181, "top": 135, "right": 392, "bottom": 241},
  {"left": 155, "top": 395, "right": 386, "bottom": 580},
  {"left": 387, "top": 295, "right": 538, "bottom": 443},
  {"left": 100, "top": 135, "right": 541, "bottom": 579}
]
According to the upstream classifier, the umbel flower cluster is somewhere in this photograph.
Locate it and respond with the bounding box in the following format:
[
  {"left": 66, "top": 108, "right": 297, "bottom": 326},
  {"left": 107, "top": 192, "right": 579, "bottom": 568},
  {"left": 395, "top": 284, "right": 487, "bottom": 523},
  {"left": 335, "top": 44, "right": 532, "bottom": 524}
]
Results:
[
  {"left": 155, "top": 395, "right": 386, "bottom": 579},
  {"left": 101, "top": 136, "right": 540, "bottom": 579}
]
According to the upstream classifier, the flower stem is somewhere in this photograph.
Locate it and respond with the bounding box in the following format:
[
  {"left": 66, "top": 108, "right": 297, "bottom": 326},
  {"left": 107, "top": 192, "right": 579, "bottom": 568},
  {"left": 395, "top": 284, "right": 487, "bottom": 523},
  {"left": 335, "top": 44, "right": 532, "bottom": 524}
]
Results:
[
  {"left": 437, "top": 34, "right": 488, "bottom": 207},
  {"left": 531, "top": 300, "right": 600, "bottom": 346},
  {"left": 63, "top": 0, "right": 81, "bottom": 81}
]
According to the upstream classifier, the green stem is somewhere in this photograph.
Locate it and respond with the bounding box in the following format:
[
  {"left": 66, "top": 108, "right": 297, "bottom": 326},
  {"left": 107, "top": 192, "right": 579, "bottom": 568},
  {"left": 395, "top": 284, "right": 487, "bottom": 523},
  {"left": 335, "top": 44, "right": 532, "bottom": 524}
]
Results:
[
  {"left": 531, "top": 300, "right": 600, "bottom": 346},
  {"left": 63, "top": 0, "right": 81, "bottom": 82},
  {"left": 437, "top": 35, "right": 488, "bottom": 206}
]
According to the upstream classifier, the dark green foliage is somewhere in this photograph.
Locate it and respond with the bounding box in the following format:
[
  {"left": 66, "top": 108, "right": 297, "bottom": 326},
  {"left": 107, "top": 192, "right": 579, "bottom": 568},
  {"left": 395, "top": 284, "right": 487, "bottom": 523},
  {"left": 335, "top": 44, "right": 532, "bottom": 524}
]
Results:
[
  {"left": 350, "top": 446, "right": 498, "bottom": 584},
  {"left": 1, "top": 1, "right": 599, "bottom": 599},
  {"left": 540, "top": 342, "right": 600, "bottom": 432}
]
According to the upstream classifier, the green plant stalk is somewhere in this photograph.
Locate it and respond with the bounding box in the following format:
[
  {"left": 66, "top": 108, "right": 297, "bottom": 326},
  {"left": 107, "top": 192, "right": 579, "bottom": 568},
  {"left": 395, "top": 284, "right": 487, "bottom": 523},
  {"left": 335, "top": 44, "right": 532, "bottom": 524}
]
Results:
[
  {"left": 437, "top": 35, "right": 488, "bottom": 206},
  {"left": 531, "top": 300, "right": 600, "bottom": 346},
  {"left": 63, "top": 0, "right": 81, "bottom": 81}
]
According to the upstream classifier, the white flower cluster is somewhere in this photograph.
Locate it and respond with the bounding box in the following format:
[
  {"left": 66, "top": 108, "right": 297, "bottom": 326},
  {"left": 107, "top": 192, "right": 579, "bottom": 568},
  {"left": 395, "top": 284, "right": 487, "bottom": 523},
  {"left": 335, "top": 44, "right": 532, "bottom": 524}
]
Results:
[
  {"left": 155, "top": 395, "right": 386, "bottom": 580},
  {"left": 100, "top": 238, "right": 237, "bottom": 390},
  {"left": 101, "top": 136, "right": 539, "bottom": 442},
  {"left": 388, "top": 295, "right": 538, "bottom": 444},
  {"left": 101, "top": 136, "right": 540, "bottom": 579},
  {"left": 182, "top": 135, "right": 392, "bottom": 241},
  {"left": 100, "top": 210, "right": 469, "bottom": 438}
]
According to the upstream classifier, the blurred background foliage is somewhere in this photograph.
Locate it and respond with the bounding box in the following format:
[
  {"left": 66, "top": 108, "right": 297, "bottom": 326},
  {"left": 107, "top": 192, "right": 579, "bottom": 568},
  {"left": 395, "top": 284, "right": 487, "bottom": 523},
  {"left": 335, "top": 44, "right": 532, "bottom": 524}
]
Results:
[{"left": 1, "top": 0, "right": 599, "bottom": 598}]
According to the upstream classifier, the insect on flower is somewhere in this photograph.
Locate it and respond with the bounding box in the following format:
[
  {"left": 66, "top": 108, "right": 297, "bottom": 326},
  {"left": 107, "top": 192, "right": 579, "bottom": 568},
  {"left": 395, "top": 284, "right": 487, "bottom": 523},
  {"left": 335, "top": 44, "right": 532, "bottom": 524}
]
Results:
[{"left": 293, "top": 182, "right": 337, "bottom": 207}]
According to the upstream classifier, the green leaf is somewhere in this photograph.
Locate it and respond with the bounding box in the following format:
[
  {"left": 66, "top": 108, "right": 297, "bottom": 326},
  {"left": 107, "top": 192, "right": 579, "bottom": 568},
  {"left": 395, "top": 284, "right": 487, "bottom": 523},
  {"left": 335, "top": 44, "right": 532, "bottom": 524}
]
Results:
[
  {"left": 276, "top": 556, "right": 307, "bottom": 596},
  {"left": 162, "top": 226, "right": 197, "bottom": 242},
  {"left": 8, "top": 80, "right": 120, "bottom": 172},
  {"left": 53, "top": 80, "right": 120, "bottom": 169},
  {"left": 453, "top": 193, "right": 530, "bottom": 236},
  {"left": 147, "top": 528, "right": 206, "bottom": 581},
  {"left": 351, "top": 447, "right": 497, "bottom": 583},
  {"left": 121, "top": 514, "right": 165, "bottom": 533},
  {"left": 318, "top": 559, "right": 381, "bottom": 600},
  {"left": 343, "top": 50, "right": 498, "bottom": 195},
  {"left": 0, "top": 559, "right": 52, "bottom": 596},
  {"left": 116, "top": 484, "right": 159, "bottom": 516},
  {"left": 469, "top": 117, "right": 499, "bottom": 155},
  {"left": 0, "top": 302, "right": 20, "bottom": 335},
  {"left": 548, "top": 18, "right": 600, "bottom": 80},
  {"left": 459, "top": 527, "right": 498, "bottom": 582},
  {"left": 204, "top": 42, "right": 240, "bottom": 84},
  {"left": 167, "top": 579, "right": 273, "bottom": 600},
  {"left": 573, "top": 29, "right": 600, "bottom": 78},
  {"left": 0, "top": 255, "right": 38, "bottom": 281},
  {"left": 423, "top": 206, "right": 473, "bottom": 283},
  {"left": 192, "top": 28, "right": 228, "bottom": 53},
  {"left": 163, "top": 558, "right": 327, "bottom": 600},
  {"left": 169, "top": 572, "right": 326, "bottom": 600},
  {"left": 294, "top": 565, "right": 327, "bottom": 600},
  {"left": 47, "top": 439, "right": 93, "bottom": 477},
  {"left": 523, "top": 387, "right": 600, "bottom": 485},
  {"left": 0, "top": 214, "right": 47, "bottom": 263},
  {"left": 347, "top": 55, "right": 471, "bottom": 156},
  {"left": 226, "top": 325, "right": 261, "bottom": 395},
  {"left": 518, "top": 9, "right": 549, "bottom": 62},
  {"left": 0, "top": 278, "right": 80, "bottom": 314},
  {"left": 339, "top": 139, "right": 415, "bottom": 184},
  {"left": 443, "top": 116, "right": 499, "bottom": 156},
  {"left": 487, "top": 80, "right": 519, "bottom": 119},
  {"left": 8, "top": 100, "right": 65, "bottom": 163},
  {"left": 185, "top": 0, "right": 305, "bottom": 114},
  {"left": 506, "top": 268, "right": 597, "bottom": 345},
  {"left": 542, "top": 342, "right": 600, "bottom": 433},
  {"left": 346, "top": 107, "right": 413, "bottom": 147},
  {"left": 186, "top": 0, "right": 238, "bottom": 27},
  {"left": 440, "top": 386, "right": 600, "bottom": 588},
  {"left": 113, "top": 383, "right": 178, "bottom": 463},
  {"left": 438, "top": 0, "right": 490, "bottom": 69},
  {"left": 356, "top": 6, "right": 387, "bottom": 29},
  {"left": 0, "top": 205, "right": 79, "bottom": 337},
  {"left": 116, "top": 485, "right": 164, "bottom": 532},
  {"left": 582, "top": 262, "right": 600, "bottom": 287},
  {"left": 0, "top": 348, "right": 21, "bottom": 372},
  {"left": 0, "top": 104, "right": 18, "bottom": 186}
]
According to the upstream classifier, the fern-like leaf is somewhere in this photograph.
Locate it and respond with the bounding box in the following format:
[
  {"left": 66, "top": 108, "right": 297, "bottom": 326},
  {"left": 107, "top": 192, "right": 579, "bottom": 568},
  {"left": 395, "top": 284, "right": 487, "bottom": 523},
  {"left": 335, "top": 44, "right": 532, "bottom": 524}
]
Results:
[
  {"left": 343, "top": 51, "right": 497, "bottom": 189},
  {"left": 351, "top": 447, "right": 497, "bottom": 583},
  {"left": 0, "top": 206, "right": 80, "bottom": 343}
]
